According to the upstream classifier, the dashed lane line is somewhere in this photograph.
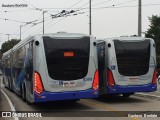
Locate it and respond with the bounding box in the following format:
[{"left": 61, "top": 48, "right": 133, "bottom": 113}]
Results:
[
  {"left": 135, "top": 93, "right": 160, "bottom": 100},
  {"left": 155, "top": 91, "right": 160, "bottom": 94}
]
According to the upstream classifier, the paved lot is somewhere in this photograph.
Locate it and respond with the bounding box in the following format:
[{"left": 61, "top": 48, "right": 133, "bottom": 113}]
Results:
[
  {"left": 0, "top": 75, "right": 160, "bottom": 120},
  {"left": 135, "top": 81, "right": 160, "bottom": 99}
]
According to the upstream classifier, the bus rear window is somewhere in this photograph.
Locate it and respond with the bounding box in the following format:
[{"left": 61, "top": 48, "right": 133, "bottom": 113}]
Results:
[
  {"left": 114, "top": 40, "right": 150, "bottom": 76},
  {"left": 43, "top": 36, "right": 90, "bottom": 80}
]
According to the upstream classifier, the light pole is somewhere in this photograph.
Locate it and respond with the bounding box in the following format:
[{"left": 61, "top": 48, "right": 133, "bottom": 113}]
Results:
[
  {"left": 43, "top": 11, "right": 47, "bottom": 34},
  {"left": 6, "top": 34, "right": 10, "bottom": 50},
  {"left": 6, "top": 34, "right": 10, "bottom": 41}
]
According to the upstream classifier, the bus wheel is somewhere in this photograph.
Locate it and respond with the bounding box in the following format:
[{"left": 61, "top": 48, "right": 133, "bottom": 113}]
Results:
[
  {"left": 22, "top": 84, "right": 26, "bottom": 102},
  {"left": 8, "top": 80, "right": 13, "bottom": 92},
  {"left": 123, "top": 94, "right": 131, "bottom": 97},
  {"left": 8, "top": 79, "right": 11, "bottom": 90},
  {"left": 3, "top": 77, "right": 5, "bottom": 85},
  {"left": 26, "top": 100, "right": 33, "bottom": 105},
  {"left": 67, "top": 99, "right": 80, "bottom": 104}
]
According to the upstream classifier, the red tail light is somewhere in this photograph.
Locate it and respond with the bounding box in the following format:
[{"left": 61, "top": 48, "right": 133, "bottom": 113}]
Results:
[
  {"left": 107, "top": 69, "right": 115, "bottom": 87},
  {"left": 34, "top": 71, "right": 44, "bottom": 94},
  {"left": 92, "top": 70, "right": 99, "bottom": 90},
  {"left": 152, "top": 69, "right": 157, "bottom": 84}
]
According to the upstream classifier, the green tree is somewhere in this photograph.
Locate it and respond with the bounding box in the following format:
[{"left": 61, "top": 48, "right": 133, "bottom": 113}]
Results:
[
  {"left": 0, "top": 39, "right": 20, "bottom": 55},
  {"left": 145, "top": 15, "right": 160, "bottom": 65}
]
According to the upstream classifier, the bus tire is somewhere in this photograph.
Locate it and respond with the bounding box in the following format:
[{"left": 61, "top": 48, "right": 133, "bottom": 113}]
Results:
[
  {"left": 67, "top": 99, "right": 80, "bottom": 104},
  {"left": 9, "top": 80, "right": 13, "bottom": 92},
  {"left": 26, "top": 100, "right": 33, "bottom": 105},
  {"left": 8, "top": 79, "right": 11, "bottom": 90},
  {"left": 2, "top": 77, "right": 5, "bottom": 85},
  {"left": 123, "top": 94, "right": 131, "bottom": 97},
  {"left": 22, "top": 84, "right": 26, "bottom": 102}
]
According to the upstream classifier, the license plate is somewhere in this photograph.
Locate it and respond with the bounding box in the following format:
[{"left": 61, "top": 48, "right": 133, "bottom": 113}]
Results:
[
  {"left": 63, "top": 82, "right": 76, "bottom": 88},
  {"left": 128, "top": 78, "right": 139, "bottom": 85}
]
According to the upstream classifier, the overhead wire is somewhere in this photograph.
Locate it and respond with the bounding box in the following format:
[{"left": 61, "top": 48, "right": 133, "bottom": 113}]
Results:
[
  {"left": 21, "top": 0, "right": 43, "bottom": 11},
  {"left": 32, "top": 0, "right": 86, "bottom": 34},
  {"left": 2, "top": 0, "right": 160, "bottom": 38},
  {"left": 0, "top": 18, "right": 26, "bottom": 23},
  {"left": 37, "top": 0, "right": 137, "bottom": 32},
  {"left": 92, "top": 3, "right": 160, "bottom": 9},
  {"left": 92, "top": 0, "right": 113, "bottom": 7}
]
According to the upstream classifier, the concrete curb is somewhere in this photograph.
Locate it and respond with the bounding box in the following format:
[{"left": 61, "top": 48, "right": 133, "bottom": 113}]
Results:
[{"left": 134, "top": 93, "right": 160, "bottom": 101}]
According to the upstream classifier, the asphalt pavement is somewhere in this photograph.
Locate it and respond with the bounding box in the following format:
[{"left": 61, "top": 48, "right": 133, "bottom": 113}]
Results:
[
  {"left": 135, "top": 81, "right": 160, "bottom": 100},
  {"left": 0, "top": 75, "right": 160, "bottom": 120}
]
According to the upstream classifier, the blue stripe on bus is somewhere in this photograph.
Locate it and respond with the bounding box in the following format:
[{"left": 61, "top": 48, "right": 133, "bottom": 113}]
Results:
[
  {"left": 107, "top": 83, "right": 157, "bottom": 94},
  {"left": 34, "top": 89, "right": 98, "bottom": 102}
]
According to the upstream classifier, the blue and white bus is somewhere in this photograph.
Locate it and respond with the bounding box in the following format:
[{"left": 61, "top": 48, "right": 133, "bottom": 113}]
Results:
[
  {"left": 2, "top": 33, "right": 99, "bottom": 103},
  {"left": 95, "top": 37, "right": 157, "bottom": 97}
]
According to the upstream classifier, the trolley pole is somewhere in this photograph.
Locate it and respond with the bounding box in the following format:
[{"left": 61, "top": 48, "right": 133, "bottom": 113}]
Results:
[
  {"left": 138, "top": 0, "right": 142, "bottom": 36},
  {"left": 89, "top": 0, "right": 92, "bottom": 35}
]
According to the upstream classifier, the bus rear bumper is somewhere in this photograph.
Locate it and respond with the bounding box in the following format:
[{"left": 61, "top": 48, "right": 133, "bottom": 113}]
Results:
[
  {"left": 34, "top": 89, "right": 98, "bottom": 102},
  {"left": 107, "top": 83, "right": 157, "bottom": 94}
]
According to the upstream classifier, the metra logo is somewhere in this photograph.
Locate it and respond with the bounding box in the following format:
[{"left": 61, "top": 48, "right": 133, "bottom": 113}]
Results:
[{"left": 83, "top": 77, "right": 92, "bottom": 81}]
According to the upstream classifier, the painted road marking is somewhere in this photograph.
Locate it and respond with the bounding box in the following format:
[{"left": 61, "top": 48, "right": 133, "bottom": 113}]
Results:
[
  {"left": 81, "top": 99, "right": 140, "bottom": 120},
  {"left": 155, "top": 91, "right": 160, "bottom": 94},
  {"left": 82, "top": 99, "right": 117, "bottom": 111},
  {"left": 1, "top": 89, "right": 19, "bottom": 120},
  {"left": 136, "top": 93, "right": 160, "bottom": 99}
]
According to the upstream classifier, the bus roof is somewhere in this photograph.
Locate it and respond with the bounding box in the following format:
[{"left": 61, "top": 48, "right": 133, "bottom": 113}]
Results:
[
  {"left": 101, "top": 36, "right": 153, "bottom": 42},
  {"left": 2, "top": 33, "right": 93, "bottom": 57}
]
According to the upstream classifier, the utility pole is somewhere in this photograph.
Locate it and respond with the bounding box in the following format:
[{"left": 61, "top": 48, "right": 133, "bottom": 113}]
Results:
[
  {"left": 138, "top": 0, "right": 142, "bottom": 36},
  {"left": 89, "top": 0, "right": 92, "bottom": 35},
  {"left": 6, "top": 34, "right": 10, "bottom": 41},
  {"left": 6, "top": 34, "right": 10, "bottom": 50},
  {"left": 20, "top": 25, "right": 23, "bottom": 40},
  {"left": 43, "top": 11, "right": 47, "bottom": 34}
]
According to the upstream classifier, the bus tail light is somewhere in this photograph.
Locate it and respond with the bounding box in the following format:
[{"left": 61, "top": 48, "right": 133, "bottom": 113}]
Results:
[
  {"left": 92, "top": 70, "right": 99, "bottom": 90},
  {"left": 107, "top": 69, "right": 115, "bottom": 87},
  {"left": 152, "top": 69, "right": 157, "bottom": 84},
  {"left": 34, "top": 71, "right": 44, "bottom": 94}
]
